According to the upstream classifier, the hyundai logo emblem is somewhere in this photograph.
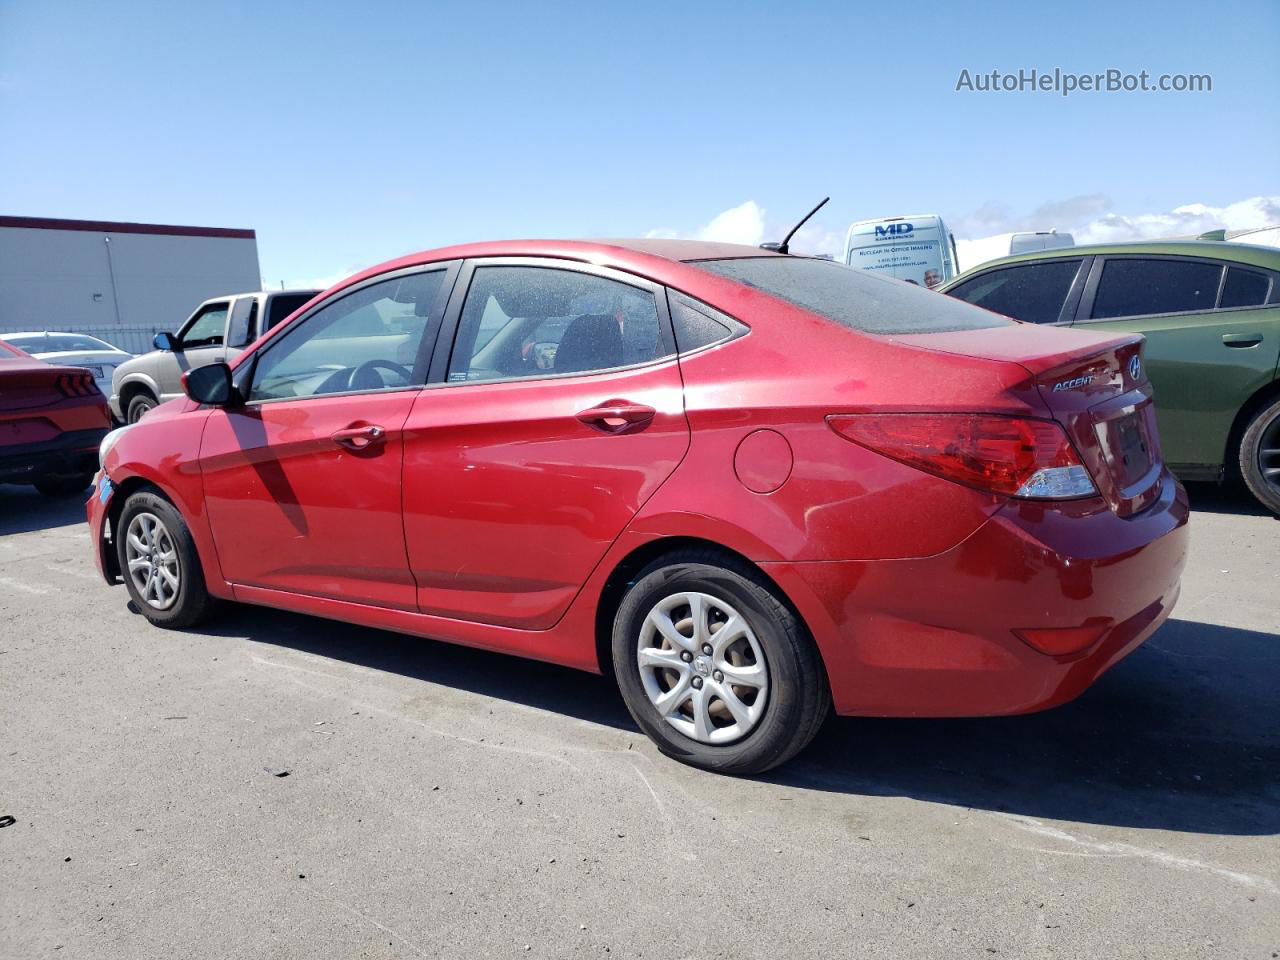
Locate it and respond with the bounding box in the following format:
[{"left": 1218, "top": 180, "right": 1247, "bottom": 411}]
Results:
[{"left": 1128, "top": 355, "right": 1141, "bottom": 381}]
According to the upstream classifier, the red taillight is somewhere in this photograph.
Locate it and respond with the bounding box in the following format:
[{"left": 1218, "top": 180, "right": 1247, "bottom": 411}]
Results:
[
  {"left": 55, "top": 372, "right": 99, "bottom": 398},
  {"left": 828, "top": 413, "right": 1097, "bottom": 499}
]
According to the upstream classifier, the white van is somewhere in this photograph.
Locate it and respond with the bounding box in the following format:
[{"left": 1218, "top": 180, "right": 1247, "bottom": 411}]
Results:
[
  {"left": 842, "top": 214, "right": 959, "bottom": 289},
  {"left": 959, "top": 230, "right": 1075, "bottom": 271}
]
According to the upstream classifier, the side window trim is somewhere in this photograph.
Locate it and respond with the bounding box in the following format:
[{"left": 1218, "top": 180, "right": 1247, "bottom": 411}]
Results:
[
  {"left": 426, "top": 257, "right": 678, "bottom": 387},
  {"left": 1076, "top": 254, "right": 1228, "bottom": 323},
  {"left": 239, "top": 261, "right": 460, "bottom": 404}
]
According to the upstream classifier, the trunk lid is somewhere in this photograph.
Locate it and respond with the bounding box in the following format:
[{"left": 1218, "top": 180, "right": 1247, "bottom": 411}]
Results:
[{"left": 891, "top": 324, "right": 1163, "bottom": 515}]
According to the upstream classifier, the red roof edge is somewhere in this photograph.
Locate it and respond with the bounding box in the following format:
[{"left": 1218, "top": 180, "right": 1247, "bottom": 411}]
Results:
[{"left": 0, "top": 215, "right": 255, "bottom": 240}]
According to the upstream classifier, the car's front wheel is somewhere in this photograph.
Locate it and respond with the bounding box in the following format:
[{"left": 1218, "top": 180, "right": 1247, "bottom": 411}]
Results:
[
  {"left": 116, "top": 490, "right": 215, "bottom": 628},
  {"left": 126, "top": 392, "right": 158, "bottom": 423},
  {"left": 612, "top": 550, "right": 830, "bottom": 774},
  {"left": 1239, "top": 396, "right": 1280, "bottom": 516}
]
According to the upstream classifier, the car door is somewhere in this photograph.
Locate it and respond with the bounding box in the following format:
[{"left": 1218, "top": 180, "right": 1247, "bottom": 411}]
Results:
[
  {"left": 200, "top": 264, "right": 457, "bottom": 610},
  {"left": 944, "top": 257, "right": 1089, "bottom": 325},
  {"left": 162, "top": 300, "right": 233, "bottom": 399},
  {"left": 401, "top": 259, "right": 690, "bottom": 629},
  {"left": 1075, "top": 256, "right": 1280, "bottom": 473}
]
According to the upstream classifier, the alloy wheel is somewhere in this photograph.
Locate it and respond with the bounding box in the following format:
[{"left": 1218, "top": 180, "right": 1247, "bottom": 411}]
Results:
[
  {"left": 124, "top": 512, "right": 181, "bottom": 610},
  {"left": 636, "top": 591, "right": 769, "bottom": 745},
  {"left": 1258, "top": 411, "right": 1280, "bottom": 495}
]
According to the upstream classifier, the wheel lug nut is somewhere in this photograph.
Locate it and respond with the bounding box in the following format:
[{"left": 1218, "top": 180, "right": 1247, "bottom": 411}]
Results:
[
  {"left": 713, "top": 670, "right": 723, "bottom": 682},
  {"left": 691, "top": 676, "right": 703, "bottom": 689},
  {"left": 680, "top": 650, "right": 693, "bottom": 662},
  {"left": 701, "top": 644, "right": 712, "bottom": 655}
]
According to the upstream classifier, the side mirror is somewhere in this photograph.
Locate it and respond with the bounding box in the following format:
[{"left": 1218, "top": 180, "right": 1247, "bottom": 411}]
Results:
[
  {"left": 182, "top": 362, "right": 237, "bottom": 407},
  {"left": 153, "top": 331, "right": 179, "bottom": 351}
]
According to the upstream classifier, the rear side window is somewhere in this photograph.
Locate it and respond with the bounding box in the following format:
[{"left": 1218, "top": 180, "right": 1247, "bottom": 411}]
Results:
[
  {"left": 690, "top": 256, "right": 1011, "bottom": 334},
  {"left": 267, "top": 293, "right": 316, "bottom": 330},
  {"left": 668, "top": 291, "right": 741, "bottom": 352},
  {"left": 448, "top": 266, "right": 672, "bottom": 383},
  {"left": 1090, "top": 259, "right": 1222, "bottom": 319},
  {"left": 1219, "top": 267, "right": 1270, "bottom": 309},
  {"left": 946, "top": 259, "right": 1083, "bottom": 324}
]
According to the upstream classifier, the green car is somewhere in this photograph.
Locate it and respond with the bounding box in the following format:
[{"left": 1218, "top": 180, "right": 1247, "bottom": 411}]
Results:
[{"left": 941, "top": 240, "right": 1280, "bottom": 514}]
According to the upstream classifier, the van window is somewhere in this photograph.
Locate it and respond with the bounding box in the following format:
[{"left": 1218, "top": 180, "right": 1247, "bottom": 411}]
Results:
[
  {"left": 1219, "top": 267, "right": 1270, "bottom": 309},
  {"left": 1090, "top": 259, "right": 1223, "bottom": 319},
  {"left": 946, "top": 259, "right": 1083, "bottom": 324},
  {"left": 691, "top": 257, "right": 1010, "bottom": 334}
]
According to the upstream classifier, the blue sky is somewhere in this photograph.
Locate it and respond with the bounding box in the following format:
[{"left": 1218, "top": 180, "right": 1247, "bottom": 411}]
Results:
[{"left": 2, "top": 0, "right": 1277, "bottom": 286}]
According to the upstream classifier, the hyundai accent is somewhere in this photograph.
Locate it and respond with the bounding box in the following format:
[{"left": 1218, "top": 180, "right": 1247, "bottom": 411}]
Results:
[{"left": 88, "top": 239, "right": 1189, "bottom": 773}]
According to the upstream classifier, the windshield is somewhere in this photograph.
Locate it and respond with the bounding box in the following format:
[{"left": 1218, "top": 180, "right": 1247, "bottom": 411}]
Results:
[
  {"left": 5, "top": 333, "right": 115, "bottom": 353},
  {"left": 689, "top": 257, "right": 1012, "bottom": 335}
]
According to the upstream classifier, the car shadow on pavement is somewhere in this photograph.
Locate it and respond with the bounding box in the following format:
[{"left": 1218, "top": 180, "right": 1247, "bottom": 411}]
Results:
[
  {"left": 207, "top": 602, "right": 1277, "bottom": 837},
  {"left": 776, "top": 617, "right": 1279, "bottom": 837},
  {"left": 203, "top": 604, "right": 637, "bottom": 733},
  {"left": 1184, "top": 481, "right": 1276, "bottom": 519},
  {"left": 0, "top": 484, "right": 89, "bottom": 534}
]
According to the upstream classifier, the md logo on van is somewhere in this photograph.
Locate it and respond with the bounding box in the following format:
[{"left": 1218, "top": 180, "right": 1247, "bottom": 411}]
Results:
[{"left": 875, "top": 222, "right": 914, "bottom": 239}]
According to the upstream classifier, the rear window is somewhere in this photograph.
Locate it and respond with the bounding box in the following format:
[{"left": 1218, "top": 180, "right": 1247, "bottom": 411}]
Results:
[
  {"left": 267, "top": 293, "right": 317, "bottom": 330},
  {"left": 689, "top": 257, "right": 1012, "bottom": 334}
]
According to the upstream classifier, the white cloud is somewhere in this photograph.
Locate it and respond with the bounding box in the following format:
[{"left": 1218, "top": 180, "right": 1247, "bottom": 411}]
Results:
[
  {"left": 647, "top": 200, "right": 843, "bottom": 257},
  {"left": 955, "top": 194, "right": 1280, "bottom": 270},
  {"left": 695, "top": 201, "right": 767, "bottom": 245}
]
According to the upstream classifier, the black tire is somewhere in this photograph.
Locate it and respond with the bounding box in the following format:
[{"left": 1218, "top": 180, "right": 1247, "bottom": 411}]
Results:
[
  {"left": 126, "top": 392, "right": 158, "bottom": 423},
  {"left": 115, "top": 490, "right": 215, "bottom": 629},
  {"left": 34, "top": 474, "right": 93, "bottom": 497},
  {"left": 1238, "top": 396, "right": 1280, "bottom": 516},
  {"left": 611, "top": 549, "right": 830, "bottom": 775}
]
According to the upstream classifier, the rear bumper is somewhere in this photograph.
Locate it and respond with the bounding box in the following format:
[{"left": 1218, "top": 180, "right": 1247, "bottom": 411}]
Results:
[
  {"left": 0, "top": 427, "right": 107, "bottom": 484},
  {"left": 765, "top": 468, "right": 1190, "bottom": 717}
]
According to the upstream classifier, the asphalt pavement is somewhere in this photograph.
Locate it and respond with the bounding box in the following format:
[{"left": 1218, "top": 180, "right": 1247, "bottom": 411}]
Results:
[{"left": 1, "top": 482, "right": 1277, "bottom": 959}]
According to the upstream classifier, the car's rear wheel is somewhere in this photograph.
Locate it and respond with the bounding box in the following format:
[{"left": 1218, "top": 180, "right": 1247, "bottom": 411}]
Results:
[
  {"left": 126, "top": 392, "right": 158, "bottom": 423},
  {"left": 34, "top": 474, "right": 93, "bottom": 497},
  {"left": 116, "top": 491, "right": 214, "bottom": 628},
  {"left": 1239, "top": 396, "right": 1280, "bottom": 516},
  {"left": 611, "top": 550, "right": 829, "bottom": 774}
]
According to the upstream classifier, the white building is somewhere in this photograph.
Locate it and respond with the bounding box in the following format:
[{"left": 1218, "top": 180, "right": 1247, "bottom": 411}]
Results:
[{"left": 0, "top": 215, "right": 261, "bottom": 353}]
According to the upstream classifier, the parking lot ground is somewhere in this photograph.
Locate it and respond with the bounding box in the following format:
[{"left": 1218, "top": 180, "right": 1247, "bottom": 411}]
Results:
[{"left": 1, "top": 482, "right": 1277, "bottom": 959}]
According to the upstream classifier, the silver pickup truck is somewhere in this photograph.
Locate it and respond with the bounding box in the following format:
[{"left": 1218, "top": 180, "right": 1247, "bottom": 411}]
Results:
[{"left": 109, "top": 289, "right": 318, "bottom": 422}]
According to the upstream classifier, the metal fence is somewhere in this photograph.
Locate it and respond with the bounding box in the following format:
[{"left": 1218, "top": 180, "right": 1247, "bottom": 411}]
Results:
[{"left": 0, "top": 324, "right": 162, "bottom": 356}]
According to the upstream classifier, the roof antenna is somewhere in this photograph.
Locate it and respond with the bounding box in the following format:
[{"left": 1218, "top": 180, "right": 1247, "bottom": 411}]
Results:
[{"left": 762, "top": 197, "right": 830, "bottom": 255}]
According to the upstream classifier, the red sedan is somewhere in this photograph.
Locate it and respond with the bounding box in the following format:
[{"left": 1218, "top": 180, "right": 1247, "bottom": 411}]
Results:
[
  {"left": 88, "top": 240, "right": 1188, "bottom": 773},
  {"left": 1, "top": 339, "right": 111, "bottom": 496}
]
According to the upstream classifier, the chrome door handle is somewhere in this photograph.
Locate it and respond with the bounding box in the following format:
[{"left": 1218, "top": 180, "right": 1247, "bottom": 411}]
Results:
[{"left": 1222, "top": 333, "right": 1263, "bottom": 348}]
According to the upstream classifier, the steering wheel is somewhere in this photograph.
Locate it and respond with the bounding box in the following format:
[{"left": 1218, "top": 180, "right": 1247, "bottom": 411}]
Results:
[{"left": 349, "top": 359, "right": 412, "bottom": 391}]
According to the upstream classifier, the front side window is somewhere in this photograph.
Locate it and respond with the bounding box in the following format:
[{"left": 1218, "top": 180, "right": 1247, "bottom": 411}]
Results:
[
  {"left": 447, "top": 266, "right": 671, "bottom": 383},
  {"left": 1219, "top": 267, "right": 1271, "bottom": 309},
  {"left": 1090, "top": 258, "right": 1223, "bottom": 319},
  {"left": 946, "top": 259, "right": 1083, "bottom": 324},
  {"left": 180, "top": 302, "right": 231, "bottom": 348},
  {"left": 690, "top": 256, "right": 1011, "bottom": 334},
  {"left": 248, "top": 270, "right": 445, "bottom": 402}
]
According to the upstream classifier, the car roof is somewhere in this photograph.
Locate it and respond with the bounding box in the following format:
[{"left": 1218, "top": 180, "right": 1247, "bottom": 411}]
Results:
[
  {"left": 317, "top": 238, "right": 786, "bottom": 301},
  {"left": 951, "top": 239, "right": 1280, "bottom": 279}
]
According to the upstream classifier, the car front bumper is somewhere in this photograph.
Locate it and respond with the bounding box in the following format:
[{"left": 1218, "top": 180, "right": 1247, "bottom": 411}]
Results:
[{"left": 764, "top": 468, "right": 1190, "bottom": 718}]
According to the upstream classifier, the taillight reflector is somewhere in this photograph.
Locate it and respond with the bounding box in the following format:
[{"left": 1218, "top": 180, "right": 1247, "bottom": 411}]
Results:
[{"left": 828, "top": 413, "right": 1097, "bottom": 499}]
